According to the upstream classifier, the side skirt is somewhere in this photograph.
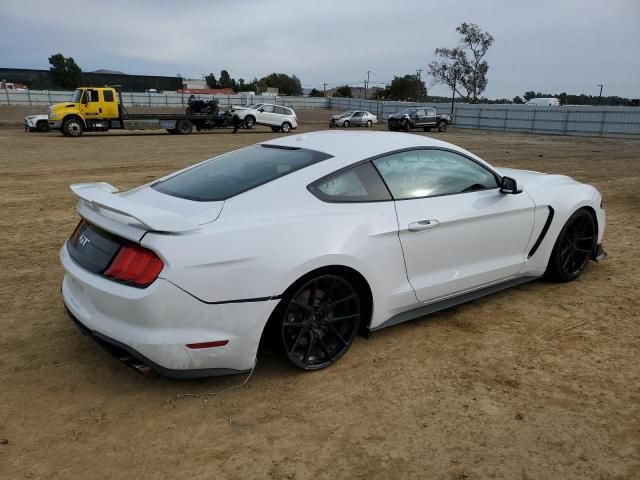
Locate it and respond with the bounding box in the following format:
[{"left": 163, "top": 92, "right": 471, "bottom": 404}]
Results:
[{"left": 370, "top": 275, "right": 538, "bottom": 332}]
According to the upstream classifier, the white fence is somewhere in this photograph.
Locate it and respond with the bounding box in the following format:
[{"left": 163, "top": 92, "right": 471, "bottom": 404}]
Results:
[{"left": 2, "top": 88, "right": 639, "bottom": 137}]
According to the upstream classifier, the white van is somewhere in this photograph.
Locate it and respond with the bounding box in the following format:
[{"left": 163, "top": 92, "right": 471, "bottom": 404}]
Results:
[{"left": 525, "top": 98, "right": 560, "bottom": 106}]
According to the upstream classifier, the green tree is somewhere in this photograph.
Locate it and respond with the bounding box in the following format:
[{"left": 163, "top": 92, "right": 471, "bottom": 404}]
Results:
[
  {"left": 205, "top": 73, "right": 219, "bottom": 89},
  {"left": 523, "top": 91, "right": 536, "bottom": 101},
  {"left": 256, "top": 73, "right": 302, "bottom": 95},
  {"left": 513, "top": 95, "right": 524, "bottom": 104},
  {"left": 334, "top": 85, "right": 353, "bottom": 98},
  {"left": 428, "top": 23, "right": 494, "bottom": 103},
  {"left": 48, "top": 53, "right": 82, "bottom": 89},
  {"left": 384, "top": 75, "right": 427, "bottom": 101},
  {"left": 219, "top": 70, "right": 233, "bottom": 89},
  {"left": 308, "top": 88, "right": 325, "bottom": 97}
]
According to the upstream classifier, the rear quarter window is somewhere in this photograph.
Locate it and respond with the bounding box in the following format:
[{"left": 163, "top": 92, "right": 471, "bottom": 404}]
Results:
[
  {"left": 308, "top": 162, "right": 391, "bottom": 203},
  {"left": 153, "top": 145, "right": 332, "bottom": 201}
]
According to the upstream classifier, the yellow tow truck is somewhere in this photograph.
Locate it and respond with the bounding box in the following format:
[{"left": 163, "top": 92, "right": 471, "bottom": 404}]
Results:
[{"left": 48, "top": 86, "right": 216, "bottom": 137}]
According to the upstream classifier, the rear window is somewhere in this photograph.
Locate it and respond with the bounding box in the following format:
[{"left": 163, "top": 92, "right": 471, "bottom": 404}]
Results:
[{"left": 152, "top": 145, "right": 332, "bottom": 202}]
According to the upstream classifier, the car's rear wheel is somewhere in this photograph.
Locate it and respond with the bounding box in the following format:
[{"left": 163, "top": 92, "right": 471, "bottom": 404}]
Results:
[
  {"left": 281, "top": 122, "right": 292, "bottom": 133},
  {"left": 280, "top": 275, "right": 361, "bottom": 370},
  {"left": 244, "top": 116, "right": 255, "bottom": 129},
  {"left": 343, "top": 120, "right": 350, "bottom": 128},
  {"left": 437, "top": 121, "right": 448, "bottom": 132},
  {"left": 546, "top": 208, "right": 596, "bottom": 282},
  {"left": 62, "top": 117, "right": 84, "bottom": 137},
  {"left": 366, "top": 120, "right": 372, "bottom": 127}
]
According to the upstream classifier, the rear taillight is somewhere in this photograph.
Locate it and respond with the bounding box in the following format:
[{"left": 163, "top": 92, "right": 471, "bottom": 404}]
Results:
[{"left": 104, "top": 244, "right": 163, "bottom": 287}]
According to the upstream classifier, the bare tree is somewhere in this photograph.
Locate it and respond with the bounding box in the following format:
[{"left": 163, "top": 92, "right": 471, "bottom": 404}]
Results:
[{"left": 428, "top": 23, "right": 494, "bottom": 103}]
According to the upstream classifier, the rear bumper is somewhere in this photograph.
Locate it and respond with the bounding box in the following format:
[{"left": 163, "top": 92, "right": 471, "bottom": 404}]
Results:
[{"left": 60, "top": 245, "right": 279, "bottom": 377}]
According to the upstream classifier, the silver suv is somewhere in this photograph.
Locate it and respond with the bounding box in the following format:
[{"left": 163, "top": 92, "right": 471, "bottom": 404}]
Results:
[{"left": 233, "top": 103, "right": 298, "bottom": 133}]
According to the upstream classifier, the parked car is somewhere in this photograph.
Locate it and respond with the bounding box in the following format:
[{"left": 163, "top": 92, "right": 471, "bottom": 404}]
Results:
[
  {"left": 233, "top": 103, "right": 297, "bottom": 133},
  {"left": 525, "top": 98, "right": 560, "bottom": 106},
  {"left": 388, "top": 107, "right": 452, "bottom": 132},
  {"left": 60, "top": 131, "right": 606, "bottom": 378},
  {"left": 24, "top": 114, "right": 50, "bottom": 132},
  {"left": 330, "top": 111, "right": 378, "bottom": 128}
]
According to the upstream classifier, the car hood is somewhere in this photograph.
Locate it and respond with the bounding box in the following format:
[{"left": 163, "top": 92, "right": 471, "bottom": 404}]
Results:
[
  {"left": 499, "top": 167, "right": 578, "bottom": 189},
  {"left": 389, "top": 112, "right": 409, "bottom": 119}
]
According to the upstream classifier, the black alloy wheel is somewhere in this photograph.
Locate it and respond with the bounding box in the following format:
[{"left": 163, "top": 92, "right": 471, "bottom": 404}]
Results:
[
  {"left": 281, "top": 275, "right": 361, "bottom": 370},
  {"left": 546, "top": 208, "right": 596, "bottom": 282},
  {"left": 244, "top": 116, "right": 255, "bottom": 128}
]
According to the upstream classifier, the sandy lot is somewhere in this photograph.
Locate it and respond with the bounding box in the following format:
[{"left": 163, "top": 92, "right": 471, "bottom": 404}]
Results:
[{"left": 0, "top": 123, "right": 638, "bottom": 479}]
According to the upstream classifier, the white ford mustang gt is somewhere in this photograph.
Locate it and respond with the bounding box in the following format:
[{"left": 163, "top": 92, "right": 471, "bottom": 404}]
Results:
[{"left": 60, "top": 131, "right": 606, "bottom": 378}]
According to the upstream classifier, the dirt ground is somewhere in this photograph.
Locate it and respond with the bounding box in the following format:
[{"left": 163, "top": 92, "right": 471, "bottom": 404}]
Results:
[{"left": 0, "top": 122, "right": 638, "bottom": 480}]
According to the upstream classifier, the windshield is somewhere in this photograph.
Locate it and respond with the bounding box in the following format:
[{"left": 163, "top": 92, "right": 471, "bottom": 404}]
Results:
[
  {"left": 70, "top": 89, "right": 82, "bottom": 103},
  {"left": 152, "top": 145, "right": 332, "bottom": 202}
]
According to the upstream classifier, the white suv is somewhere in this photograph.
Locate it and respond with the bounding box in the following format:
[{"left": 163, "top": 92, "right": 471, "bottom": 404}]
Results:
[{"left": 234, "top": 103, "right": 298, "bottom": 133}]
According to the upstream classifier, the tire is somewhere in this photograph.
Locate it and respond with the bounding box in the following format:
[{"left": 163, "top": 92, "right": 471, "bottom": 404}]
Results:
[
  {"left": 176, "top": 119, "right": 193, "bottom": 135},
  {"left": 423, "top": 127, "right": 432, "bottom": 132},
  {"left": 62, "top": 117, "right": 84, "bottom": 137},
  {"left": 437, "top": 121, "right": 448, "bottom": 132},
  {"left": 545, "top": 208, "right": 597, "bottom": 282},
  {"left": 366, "top": 120, "right": 372, "bottom": 127},
  {"left": 271, "top": 126, "right": 281, "bottom": 133},
  {"left": 343, "top": 120, "right": 350, "bottom": 128},
  {"left": 244, "top": 116, "right": 255, "bottom": 129},
  {"left": 279, "top": 275, "right": 361, "bottom": 370},
  {"left": 281, "top": 122, "right": 292, "bottom": 133},
  {"left": 36, "top": 120, "right": 49, "bottom": 132}
]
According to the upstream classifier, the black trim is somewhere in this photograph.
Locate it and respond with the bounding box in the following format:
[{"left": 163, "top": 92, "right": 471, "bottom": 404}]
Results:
[
  {"left": 65, "top": 307, "right": 250, "bottom": 379},
  {"left": 370, "top": 276, "right": 538, "bottom": 332},
  {"left": 163, "top": 279, "right": 282, "bottom": 305},
  {"left": 528, "top": 206, "right": 555, "bottom": 258}
]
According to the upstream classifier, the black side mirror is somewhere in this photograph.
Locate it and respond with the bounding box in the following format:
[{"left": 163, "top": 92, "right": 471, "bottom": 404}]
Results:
[{"left": 500, "top": 176, "right": 522, "bottom": 194}]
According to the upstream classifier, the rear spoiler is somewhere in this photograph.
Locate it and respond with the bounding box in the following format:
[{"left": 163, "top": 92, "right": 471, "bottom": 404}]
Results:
[{"left": 70, "top": 182, "right": 200, "bottom": 233}]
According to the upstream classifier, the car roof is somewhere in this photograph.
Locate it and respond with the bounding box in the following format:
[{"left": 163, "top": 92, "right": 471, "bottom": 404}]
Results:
[{"left": 261, "top": 130, "right": 464, "bottom": 160}]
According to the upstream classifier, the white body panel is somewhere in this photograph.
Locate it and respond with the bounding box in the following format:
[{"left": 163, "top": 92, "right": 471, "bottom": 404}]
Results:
[{"left": 60, "top": 131, "right": 605, "bottom": 376}]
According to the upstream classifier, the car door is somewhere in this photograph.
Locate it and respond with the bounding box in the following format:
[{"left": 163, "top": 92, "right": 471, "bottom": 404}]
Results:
[
  {"left": 372, "top": 148, "right": 535, "bottom": 303},
  {"left": 351, "top": 112, "right": 364, "bottom": 125},
  {"left": 425, "top": 108, "right": 437, "bottom": 126},
  {"left": 79, "top": 89, "right": 102, "bottom": 119},
  {"left": 257, "top": 104, "right": 277, "bottom": 125},
  {"left": 413, "top": 109, "right": 426, "bottom": 126}
]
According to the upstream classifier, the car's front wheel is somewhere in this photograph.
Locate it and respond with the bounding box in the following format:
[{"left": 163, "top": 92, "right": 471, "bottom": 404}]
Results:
[
  {"left": 343, "top": 120, "right": 350, "bottom": 128},
  {"left": 62, "top": 117, "right": 84, "bottom": 137},
  {"left": 546, "top": 208, "right": 597, "bottom": 282},
  {"left": 280, "top": 275, "right": 361, "bottom": 370},
  {"left": 244, "top": 116, "right": 255, "bottom": 129},
  {"left": 437, "top": 121, "right": 448, "bottom": 132}
]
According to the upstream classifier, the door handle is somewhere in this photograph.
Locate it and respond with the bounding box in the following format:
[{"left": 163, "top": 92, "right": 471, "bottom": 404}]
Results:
[{"left": 408, "top": 219, "right": 439, "bottom": 232}]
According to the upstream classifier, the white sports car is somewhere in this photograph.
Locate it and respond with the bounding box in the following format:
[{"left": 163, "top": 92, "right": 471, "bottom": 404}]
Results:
[{"left": 60, "top": 131, "right": 606, "bottom": 378}]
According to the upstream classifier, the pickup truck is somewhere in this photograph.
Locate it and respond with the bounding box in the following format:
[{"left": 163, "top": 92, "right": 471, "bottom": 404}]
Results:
[
  {"left": 387, "top": 107, "right": 453, "bottom": 132},
  {"left": 48, "top": 86, "right": 223, "bottom": 137}
]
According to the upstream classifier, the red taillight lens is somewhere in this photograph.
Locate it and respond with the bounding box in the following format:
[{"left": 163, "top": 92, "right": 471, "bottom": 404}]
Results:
[{"left": 104, "top": 244, "right": 163, "bottom": 287}]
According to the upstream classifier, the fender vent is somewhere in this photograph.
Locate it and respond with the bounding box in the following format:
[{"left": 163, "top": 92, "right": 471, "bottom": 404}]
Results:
[{"left": 528, "top": 206, "right": 554, "bottom": 259}]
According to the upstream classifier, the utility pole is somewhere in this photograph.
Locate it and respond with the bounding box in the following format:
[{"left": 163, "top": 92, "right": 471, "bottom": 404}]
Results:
[
  {"left": 597, "top": 84, "right": 603, "bottom": 106},
  {"left": 416, "top": 69, "right": 423, "bottom": 101},
  {"left": 323, "top": 82, "right": 326, "bottom": 96},
  {"left": 365, "top": 70, "right": 371, "bottom": 99},
  {"left": 450, "top": 73, "right": 457, "bottom": 115}
]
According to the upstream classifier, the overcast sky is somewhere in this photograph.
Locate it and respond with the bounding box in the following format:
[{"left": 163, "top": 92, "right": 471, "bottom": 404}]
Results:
[{"left": 1, "top": 0, "right": 638, "bottom": 98}]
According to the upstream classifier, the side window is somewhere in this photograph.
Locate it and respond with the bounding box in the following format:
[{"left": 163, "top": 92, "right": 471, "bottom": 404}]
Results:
[
  {"left": 427, "top": 108, "right": 436, "bottom": 116},
  {"left": 103, "top": 90, "right": 114, "bottom": 102},
  {"left": 261, "top": 105, "right": 275, "bottom": 113},
  {"left": 353, "top": 112, "right": 363, "bottom": 117},
  {"left": 86, "top": 89, "right": 100, "bottom": 102},
  {"left": 372, "top": 149, "right": 499, "bottom": 200},
  {"left": 274, "top": 106, "right": 288, "bottom": 115},
  {"left": 415, "top": 109, "right": 426, "bottom": 117},
  {"left": 309, "top": 162, "right": 391, "bottom": 203}
]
